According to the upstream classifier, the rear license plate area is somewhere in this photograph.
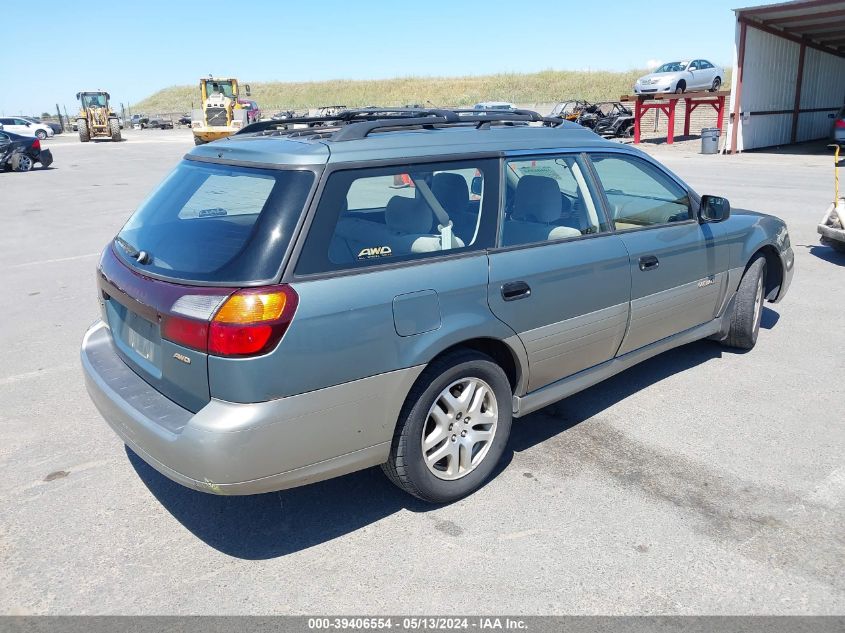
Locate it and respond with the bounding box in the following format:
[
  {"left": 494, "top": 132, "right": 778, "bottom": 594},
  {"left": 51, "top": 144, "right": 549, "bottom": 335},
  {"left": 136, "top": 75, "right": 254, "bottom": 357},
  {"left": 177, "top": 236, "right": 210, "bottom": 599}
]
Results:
[{"left": 107, "top": 300, "right": 162, "bottom": 370}]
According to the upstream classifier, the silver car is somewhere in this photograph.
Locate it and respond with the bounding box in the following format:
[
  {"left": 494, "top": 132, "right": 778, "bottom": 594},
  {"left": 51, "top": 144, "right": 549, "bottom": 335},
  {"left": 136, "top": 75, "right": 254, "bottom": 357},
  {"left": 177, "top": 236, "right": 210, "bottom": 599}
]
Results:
[
  {"left": 634, "top": 60, "right": 724, "bottom": 94},
  {"left": 81, "top": 108, "right": 793, "bottom": 504}
]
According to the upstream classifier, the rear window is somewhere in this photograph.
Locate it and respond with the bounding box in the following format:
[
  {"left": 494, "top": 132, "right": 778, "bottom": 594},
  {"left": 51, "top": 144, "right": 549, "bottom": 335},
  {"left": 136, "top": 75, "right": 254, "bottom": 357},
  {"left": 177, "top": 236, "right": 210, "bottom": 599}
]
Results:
[{"left": 115, "top": 161, "right": 315, "bottom": 284}]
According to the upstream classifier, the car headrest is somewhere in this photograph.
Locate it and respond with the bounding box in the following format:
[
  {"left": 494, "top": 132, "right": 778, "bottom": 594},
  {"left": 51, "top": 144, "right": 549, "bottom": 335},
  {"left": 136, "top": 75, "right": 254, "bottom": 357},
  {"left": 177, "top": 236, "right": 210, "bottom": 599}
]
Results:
[
  {"left": 513, "top": 175, "right": 561, "bottom": 223},
  {"left": 385, "top": 196, "right": 433, "bottom": 234},
  {"left": 432, "top": 173, "right": 469, "bottom": 214}
]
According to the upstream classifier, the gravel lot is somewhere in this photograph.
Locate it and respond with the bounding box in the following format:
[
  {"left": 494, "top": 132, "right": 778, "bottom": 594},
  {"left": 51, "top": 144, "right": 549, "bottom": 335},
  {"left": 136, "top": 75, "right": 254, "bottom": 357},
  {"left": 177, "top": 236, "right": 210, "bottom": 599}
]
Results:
[{"left": 1, "top": 129, "right": 843, "bottom": 615}]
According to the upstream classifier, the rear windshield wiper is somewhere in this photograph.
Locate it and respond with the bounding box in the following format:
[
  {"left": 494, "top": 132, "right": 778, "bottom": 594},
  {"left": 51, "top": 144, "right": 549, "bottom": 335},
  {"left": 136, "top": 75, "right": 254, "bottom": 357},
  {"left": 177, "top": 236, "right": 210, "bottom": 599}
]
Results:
[{"left": 115, "top": 236, "right": 151, "bottom": 264}]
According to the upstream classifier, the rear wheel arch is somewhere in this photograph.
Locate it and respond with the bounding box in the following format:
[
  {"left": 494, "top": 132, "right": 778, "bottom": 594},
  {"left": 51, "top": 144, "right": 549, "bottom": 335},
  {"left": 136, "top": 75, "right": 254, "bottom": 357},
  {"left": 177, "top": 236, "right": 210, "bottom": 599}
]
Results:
[{"left": 425, "top": 337, "right": 523, "bottom": 395}]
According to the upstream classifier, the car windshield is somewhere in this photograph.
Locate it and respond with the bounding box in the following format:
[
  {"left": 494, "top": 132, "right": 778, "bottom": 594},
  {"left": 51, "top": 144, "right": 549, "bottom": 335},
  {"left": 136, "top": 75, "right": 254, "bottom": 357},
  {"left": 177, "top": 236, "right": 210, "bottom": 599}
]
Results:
[
  {"left": 82, "top": 94, "right": 107, "bottom": 107},
  {"left": 115, "top": 161, "right": 315, "bottom": 283},
  {"left": 654, "top": 62, "right": 686, "bottom": 73},
  {"left": 205, "top": 81, "right": 235, "bottom": 98}
]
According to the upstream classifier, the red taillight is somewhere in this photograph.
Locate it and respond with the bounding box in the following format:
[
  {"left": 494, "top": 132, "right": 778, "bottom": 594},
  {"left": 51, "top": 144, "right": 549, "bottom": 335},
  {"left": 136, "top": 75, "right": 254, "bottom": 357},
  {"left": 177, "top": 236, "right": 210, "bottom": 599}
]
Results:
[
  {"left": 836, "top": 119, "right": 845, "bottom": 129},
  {"left": 161, "top": 315, "right": 209, "bottom": 352},
  {"left": 160, "top": 284, "right": 298, "bottom": 357},
  {"left": 32, "top": 138, "right": 41, "bottom": 151},
  {"left": 209, "top": 285, "right": 298, "bottom": 356}
]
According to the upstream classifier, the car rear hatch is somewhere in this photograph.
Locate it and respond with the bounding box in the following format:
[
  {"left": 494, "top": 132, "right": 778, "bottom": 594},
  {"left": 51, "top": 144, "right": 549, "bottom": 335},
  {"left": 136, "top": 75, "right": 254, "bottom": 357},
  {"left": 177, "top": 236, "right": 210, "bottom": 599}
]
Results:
[{"left": 101, "top": 157, "right": 317, "bottom": 412}]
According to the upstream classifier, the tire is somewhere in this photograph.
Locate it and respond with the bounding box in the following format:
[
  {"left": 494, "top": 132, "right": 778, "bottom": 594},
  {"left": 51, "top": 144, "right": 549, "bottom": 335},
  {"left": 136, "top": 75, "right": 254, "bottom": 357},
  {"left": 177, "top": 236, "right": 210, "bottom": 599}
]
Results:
[
  {"left": 382, "top": 350, "right": 513, "bottom": 503},
  {"left": 35, "top": 129, "right": 47, "bottom": 140},
  {"left": 10, "top": 153, "right": 33, "bottom": 172},
  {"left": 675, "top": 81, "right": 686, "bottom": 94},
  {"left": 710, "top": 77, "right": 722, "bottom": 92},
  {"left": 723, "top": 256, "right": 767, "bottom": 350},
  {"left": 109, "top": 119, "right": 121, "bottom": 141},
  {"left": 77, "top": 119, "right": 90, "bottom": 142}
]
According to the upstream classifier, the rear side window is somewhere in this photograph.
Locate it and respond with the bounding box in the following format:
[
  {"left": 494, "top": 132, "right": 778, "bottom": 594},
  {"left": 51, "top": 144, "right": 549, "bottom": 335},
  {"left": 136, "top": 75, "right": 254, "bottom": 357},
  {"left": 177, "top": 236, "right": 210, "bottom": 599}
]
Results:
[
  {"left": 116, "top": 161, "right": 315, "bottom": 283},
  {"left": 296, "top": 160, "right": 498, "bottom": 275},
  {"left": 502, "top": 155, "right": 610, "bottom": 247},
  {"left": 589, "top": 153, "right": 691, "bottom": 229}
]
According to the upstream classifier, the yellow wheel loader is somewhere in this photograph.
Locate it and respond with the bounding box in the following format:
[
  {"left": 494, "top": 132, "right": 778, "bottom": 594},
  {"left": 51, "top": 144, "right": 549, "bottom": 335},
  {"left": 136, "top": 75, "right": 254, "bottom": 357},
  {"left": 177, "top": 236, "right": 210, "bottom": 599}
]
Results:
[
  {"left": 76, "top": 91, "right": 121, "bottom": 142},
  {"left": 191, "top": 77, "right": 254, "bottom": 145}
]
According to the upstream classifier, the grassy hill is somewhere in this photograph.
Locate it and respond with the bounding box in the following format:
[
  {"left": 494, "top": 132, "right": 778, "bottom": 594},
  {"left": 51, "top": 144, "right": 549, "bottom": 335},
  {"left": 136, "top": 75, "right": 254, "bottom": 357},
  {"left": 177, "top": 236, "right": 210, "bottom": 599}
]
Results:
[{"left": 132, "top": 69, "right": 655, "bottom": 113}]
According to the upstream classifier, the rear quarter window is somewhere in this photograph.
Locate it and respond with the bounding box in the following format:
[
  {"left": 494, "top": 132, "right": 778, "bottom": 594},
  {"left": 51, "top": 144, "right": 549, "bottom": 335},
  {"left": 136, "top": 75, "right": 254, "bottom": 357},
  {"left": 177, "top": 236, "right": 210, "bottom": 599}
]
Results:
[{"left": 295, "top": 159, "right": 499, "bottom": 275}]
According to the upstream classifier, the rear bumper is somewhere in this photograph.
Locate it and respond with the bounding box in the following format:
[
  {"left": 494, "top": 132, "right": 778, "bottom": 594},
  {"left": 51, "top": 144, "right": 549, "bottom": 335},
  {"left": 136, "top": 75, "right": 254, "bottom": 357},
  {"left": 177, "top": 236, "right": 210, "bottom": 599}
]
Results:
[
  {"left": 81, "top": 321, "right": 423, "bottom": 495},
  {"left": 38, "top": 149, "right": 53, "bottom": 168}
]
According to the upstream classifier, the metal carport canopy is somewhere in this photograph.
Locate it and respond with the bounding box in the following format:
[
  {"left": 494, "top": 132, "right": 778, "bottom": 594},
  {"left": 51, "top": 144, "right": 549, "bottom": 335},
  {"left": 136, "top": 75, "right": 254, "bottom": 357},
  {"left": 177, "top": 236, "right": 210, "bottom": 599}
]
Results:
[{"left": 728, "top": 0, "right": 845, "bottom": 152}]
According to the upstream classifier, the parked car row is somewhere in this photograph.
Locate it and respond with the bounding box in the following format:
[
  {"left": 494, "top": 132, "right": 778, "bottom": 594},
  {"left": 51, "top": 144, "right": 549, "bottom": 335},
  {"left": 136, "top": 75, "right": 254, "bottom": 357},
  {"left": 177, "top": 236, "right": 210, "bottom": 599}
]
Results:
[{"left": 0, "top": 117, "right": 55, "bottom": 140}]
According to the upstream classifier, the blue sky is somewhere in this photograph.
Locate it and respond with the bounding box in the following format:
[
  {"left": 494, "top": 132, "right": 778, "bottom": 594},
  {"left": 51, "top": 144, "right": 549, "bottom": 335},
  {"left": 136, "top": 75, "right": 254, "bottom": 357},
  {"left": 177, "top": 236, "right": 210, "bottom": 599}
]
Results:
[{"left": 5, "top": 0, "right": 741, "bottom": 115}]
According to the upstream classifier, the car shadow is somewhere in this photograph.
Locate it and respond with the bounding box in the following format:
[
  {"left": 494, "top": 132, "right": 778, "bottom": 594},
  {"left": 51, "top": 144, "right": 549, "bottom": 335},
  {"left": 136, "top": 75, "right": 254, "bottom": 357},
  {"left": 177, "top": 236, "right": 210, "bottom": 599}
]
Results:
[
  {"left": 127, "top": 336, "right": 770, "bottom": 560},
  {"left": 808, "top": 244, "right": 845, "bottom": 266},
  {"left": 761, "top": 307, "right": 779, "bottom": 330}
]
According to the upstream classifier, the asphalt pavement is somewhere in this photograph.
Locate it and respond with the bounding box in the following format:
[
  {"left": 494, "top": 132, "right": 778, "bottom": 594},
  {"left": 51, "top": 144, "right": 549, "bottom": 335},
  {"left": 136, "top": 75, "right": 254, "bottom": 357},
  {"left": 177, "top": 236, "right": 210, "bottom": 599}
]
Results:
[{"left": 0, "top": 129, "right": 842, "bottom": 614}]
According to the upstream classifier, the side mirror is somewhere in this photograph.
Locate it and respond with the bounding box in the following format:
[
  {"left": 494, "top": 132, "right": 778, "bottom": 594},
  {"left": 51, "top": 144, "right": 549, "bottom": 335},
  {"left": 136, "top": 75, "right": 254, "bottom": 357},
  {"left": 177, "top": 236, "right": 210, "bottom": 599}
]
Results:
[
  {"left": 25, "top": 122, "right": 31, "bottom": 127},
  {"left": 700, "top": 195, "right": 730, "bottom": 223},
  {"left": 244, "top": 84, "right": 251, "bottom": 96},
  {"left": 470, "top": 176, "right": 483, "bottom": 196}
]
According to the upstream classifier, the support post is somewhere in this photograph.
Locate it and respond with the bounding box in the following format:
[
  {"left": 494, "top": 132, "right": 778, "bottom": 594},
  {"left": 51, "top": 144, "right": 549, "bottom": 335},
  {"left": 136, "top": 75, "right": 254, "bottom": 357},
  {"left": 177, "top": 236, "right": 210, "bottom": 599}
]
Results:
[
  {"left": 634, "top": 99, "right": 642, "bottom": 143},
  {"left": 791, "top": 41, "right": 806, "bottom": 144},
  {"left": 730, "top": 21, "right": 747, "bottom": 154},
  {"left": 667, "top": 100, "right": 676, "bottom": 144}
]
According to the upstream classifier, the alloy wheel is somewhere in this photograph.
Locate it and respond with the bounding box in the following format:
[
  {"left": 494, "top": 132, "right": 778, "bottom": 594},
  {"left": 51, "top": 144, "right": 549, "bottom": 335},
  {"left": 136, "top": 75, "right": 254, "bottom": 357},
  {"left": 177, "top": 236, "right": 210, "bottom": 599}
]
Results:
[{"left": 421, "top": 377, "right": 498, "bottom": 481}]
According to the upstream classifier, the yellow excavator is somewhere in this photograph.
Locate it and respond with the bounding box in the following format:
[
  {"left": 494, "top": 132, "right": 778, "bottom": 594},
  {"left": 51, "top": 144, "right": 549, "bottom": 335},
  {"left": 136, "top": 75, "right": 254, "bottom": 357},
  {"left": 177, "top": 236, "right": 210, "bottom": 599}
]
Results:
[
  {"left": 76, "top": 91, "right": 121, "bottom": 142},
  {"left": 190, "top": 77, "right": 254, "bottom": 145}
]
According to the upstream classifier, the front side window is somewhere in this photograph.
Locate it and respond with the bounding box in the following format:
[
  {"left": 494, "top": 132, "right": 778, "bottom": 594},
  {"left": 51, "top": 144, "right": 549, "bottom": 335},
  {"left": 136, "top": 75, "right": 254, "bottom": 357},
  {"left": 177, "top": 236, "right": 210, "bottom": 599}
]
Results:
[
  {"left": 501, "top": 155, "right": 609, "bottom": 247},
  {"left": 590, "top": 153, "right": 691, "bottom": 229},
  {"left": 296, "top": 160, "right": 497, "bottom": 274}
]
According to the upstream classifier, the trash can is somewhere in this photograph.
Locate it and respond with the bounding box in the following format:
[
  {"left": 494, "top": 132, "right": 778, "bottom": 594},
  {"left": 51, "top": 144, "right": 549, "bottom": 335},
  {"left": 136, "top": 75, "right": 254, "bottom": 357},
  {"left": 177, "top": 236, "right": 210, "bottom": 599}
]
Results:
[{"left": 701, "top": 127, "right": 721, "bottom": 154}]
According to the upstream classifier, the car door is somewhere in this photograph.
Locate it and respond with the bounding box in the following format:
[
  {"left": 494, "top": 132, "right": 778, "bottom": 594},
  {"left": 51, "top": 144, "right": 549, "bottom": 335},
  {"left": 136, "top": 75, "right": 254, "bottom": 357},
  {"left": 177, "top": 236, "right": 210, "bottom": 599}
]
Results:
[
  {"left": 588, "top": 152, "right": 728, "bottom": 355},
  {"left": 0, "top": 118, "right": 18, "bottom": 134},
  {"left": 698, "top": 60, "right": 717, "bottom": 89},
  {"left": 487, "top": 153, "right": 631, "bottom": 393},
  {"left": 12, "top": 118, "right": 33, "bottom": 135},
  {"left": 686, "top": 61, "right": 703, "bottom": 90}
]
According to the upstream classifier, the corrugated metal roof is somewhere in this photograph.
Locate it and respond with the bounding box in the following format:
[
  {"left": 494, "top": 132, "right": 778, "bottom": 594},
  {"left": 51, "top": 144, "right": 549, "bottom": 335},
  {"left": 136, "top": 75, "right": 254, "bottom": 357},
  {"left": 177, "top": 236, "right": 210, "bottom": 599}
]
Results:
[{"left": 736, "top": 0, "right": 845, "bottom": 54}]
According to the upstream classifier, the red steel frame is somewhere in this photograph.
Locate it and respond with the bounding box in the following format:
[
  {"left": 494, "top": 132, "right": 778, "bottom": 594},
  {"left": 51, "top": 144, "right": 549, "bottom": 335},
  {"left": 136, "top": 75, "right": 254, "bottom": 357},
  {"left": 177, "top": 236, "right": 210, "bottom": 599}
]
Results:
[{"left": 633, "top": 93, "right": 726, "bottom": 145}]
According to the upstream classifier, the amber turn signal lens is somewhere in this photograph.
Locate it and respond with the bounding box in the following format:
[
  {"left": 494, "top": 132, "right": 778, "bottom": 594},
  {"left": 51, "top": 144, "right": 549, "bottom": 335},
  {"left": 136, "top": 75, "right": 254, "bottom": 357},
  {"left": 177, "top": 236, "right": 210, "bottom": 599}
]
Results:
[{"left": 213, "top": 292, "right": 287, "bottom": 324}]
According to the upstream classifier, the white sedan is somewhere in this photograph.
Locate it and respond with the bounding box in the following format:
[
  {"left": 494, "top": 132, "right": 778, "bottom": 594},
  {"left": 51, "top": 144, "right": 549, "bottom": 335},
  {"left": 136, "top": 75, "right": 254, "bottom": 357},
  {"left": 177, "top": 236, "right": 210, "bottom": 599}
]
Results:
[
  {"left": 634, "top": 60, "right": 725, "bottom": 95},
  {"left": 0, "top": 116, "right": 54, "bottom": 139}
]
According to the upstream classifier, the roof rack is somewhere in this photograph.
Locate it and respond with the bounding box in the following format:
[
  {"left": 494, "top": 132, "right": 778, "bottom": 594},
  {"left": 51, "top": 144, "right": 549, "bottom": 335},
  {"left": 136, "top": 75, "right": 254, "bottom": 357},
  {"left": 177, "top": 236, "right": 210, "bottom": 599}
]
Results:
[{"left": 233, "top": 107, "right": 568, "bottom": 142}]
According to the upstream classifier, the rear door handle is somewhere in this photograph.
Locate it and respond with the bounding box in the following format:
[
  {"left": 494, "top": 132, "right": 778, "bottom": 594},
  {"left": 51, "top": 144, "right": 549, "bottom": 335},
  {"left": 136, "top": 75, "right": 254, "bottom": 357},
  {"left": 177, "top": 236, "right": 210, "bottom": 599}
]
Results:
[
  {"left": 501, "top": 281, "right": 531, "bottom": 301},
  {"left": 639, "top": 255, "right": 660, "bottom": 271}
]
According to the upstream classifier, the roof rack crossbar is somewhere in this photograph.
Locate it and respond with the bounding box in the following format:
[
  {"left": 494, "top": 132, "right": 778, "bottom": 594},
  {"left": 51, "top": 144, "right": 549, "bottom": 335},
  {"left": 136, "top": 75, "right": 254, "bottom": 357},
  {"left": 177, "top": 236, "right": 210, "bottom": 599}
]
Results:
[{"left": 331, "top": 115, "right": 458, "bottom": 141}]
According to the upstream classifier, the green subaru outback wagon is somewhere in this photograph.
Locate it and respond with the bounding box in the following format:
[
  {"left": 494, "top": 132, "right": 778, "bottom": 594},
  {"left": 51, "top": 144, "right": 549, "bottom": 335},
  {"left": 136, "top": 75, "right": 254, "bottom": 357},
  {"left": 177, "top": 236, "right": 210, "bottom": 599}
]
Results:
[{"left": 81, "top": 108, "right": 794, "bottom": 503}]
